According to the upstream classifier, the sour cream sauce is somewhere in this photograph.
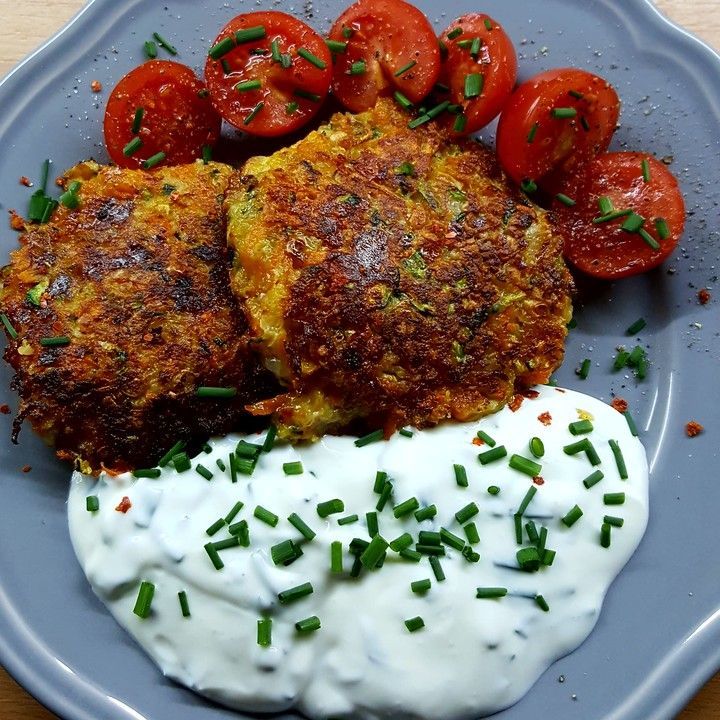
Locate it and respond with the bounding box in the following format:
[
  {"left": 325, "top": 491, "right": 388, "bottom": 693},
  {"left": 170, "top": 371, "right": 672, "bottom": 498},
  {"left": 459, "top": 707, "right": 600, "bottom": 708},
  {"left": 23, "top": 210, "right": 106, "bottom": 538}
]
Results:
[{"left": 68, "top": 386, "right": 648, "bottom": 720}]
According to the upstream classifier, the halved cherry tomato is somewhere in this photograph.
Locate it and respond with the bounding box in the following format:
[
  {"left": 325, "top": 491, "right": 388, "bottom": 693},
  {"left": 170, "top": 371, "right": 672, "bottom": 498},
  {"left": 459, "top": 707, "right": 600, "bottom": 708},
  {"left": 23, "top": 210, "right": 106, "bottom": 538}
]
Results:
[
  {"left": 496, "top": 68, "right": 620, "bottom": 188},
  {"left": 104, "top": 61, "right": 221, "bottom": 169},
  {"left": 328, "top": 0, "right": 441, "bottom": 113},
  {"left": 553, "top": 152, "right": 685, "bottom": 279},
  {"left": 438, "top": 14, "right": 517, "bottom": 134},
  {"left": 204, "top": 12, "right": 331, "bottom": 137}
]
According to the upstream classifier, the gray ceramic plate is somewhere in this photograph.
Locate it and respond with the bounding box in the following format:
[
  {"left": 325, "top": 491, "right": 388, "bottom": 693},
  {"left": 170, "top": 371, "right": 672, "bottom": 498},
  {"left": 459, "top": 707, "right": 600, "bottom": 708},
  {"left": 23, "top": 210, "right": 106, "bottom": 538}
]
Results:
[{"left": 0, "top": 1, "right": 718, "bottom": 719}]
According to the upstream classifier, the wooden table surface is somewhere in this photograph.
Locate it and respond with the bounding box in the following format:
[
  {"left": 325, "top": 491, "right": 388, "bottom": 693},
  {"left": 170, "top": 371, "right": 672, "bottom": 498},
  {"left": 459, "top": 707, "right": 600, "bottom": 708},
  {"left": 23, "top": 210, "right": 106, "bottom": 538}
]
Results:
[{"left": 0, "top": 0, "right": 719, "bottom": 718}]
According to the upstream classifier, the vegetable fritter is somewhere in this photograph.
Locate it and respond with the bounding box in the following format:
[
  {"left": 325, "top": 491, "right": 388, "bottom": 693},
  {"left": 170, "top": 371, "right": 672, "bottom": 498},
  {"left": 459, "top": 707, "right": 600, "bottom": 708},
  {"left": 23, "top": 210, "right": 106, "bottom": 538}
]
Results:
[
  {"left": 1, "top": 160, "right": 276, "bottom": 473},
  {"left": 226, "top": 99, "right": 573, "bottom": 440}
]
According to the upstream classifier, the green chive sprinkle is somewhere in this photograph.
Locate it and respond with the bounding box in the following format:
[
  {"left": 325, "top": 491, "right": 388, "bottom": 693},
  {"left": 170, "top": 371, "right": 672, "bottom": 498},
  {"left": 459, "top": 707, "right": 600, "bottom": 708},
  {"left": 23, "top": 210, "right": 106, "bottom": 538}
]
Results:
[
  {"left": 609, "top": 439, "right": 628, "bottom": 479},
  {"left": 212, "top": 536, "right": 240, "bottom": 551},
  {"left": 598, "top": 196, "right": 614, "bottom": 215},
  {"left": 394, "top": 60, "right": 417, "bottom": 77},
  {"left": 476, "top": 430, "right": 496, "bottom": 447},
  {"left": 294, "top": 88, "right": 321, "bottom": 102},
  {"left": 224, "top": 501, "right": 243, "bottom": 524},
  {"left": 40, "top": 335, "right": 71, "bottom": 347},
  {"left": 206, "top": 518, "right": 226, "bottom": 536},
  {"left": 235, "top": 79, "right": 262, "bottom": 92},
  {"left": 317, "top": 499, "right": 344, "bottom": 518},
  {"left": 556, "top": 193, "right": 576, "bottom": 207},
  {"left": 86, "top": 495, "right": 99, "bottom": 512},
  {"left": 129, "top": 108, "right": 144, "bottom": 136},
  {"left": 365, "top": 511, "right": 379, "bottom": 536},
  {"left": 297, "top": 47, "right": 327, "bottom": 69},
  {"left": 408, "top": 114, "right": 431, "bottom": 130},
  {"left": 542, "top": 548, "right": 556, "bottom": 566},
  {"left": 583, "top": 469, "right": 604, "bottom": 489},
  {"left": 527, "top": 122, "right": 539, "bottom": 143},
  {"left": 484, "top": 17, "right": 493, "bottom": 30},
  {"left": 257, "top": 617, "right": 272, "bottom": 646},
  {"left": 464, "top": 73, "right": 483, "bottom": 99},
  {"left": 440, "top": 527, "right": 466, "bottom": 551},
  {"left": 626, "top": 318, "right": 646, "bottom": 335},
  {"left": 236, "top": 26, "right": 266, "bottom": 44},
  {"left": 338, "top": 514, "right": 359, "bottom": 526},
  {"left": 254, "top": 505, "right": 279, "bottom": 526},
  {"left": 453, "top": 463, "right": 468, "bottom": 487},
  {"left": 453, "top": 114, "right": 467, "bottom": 133},
  {"left": 132, "top": 468, "right": 161, "bottom": 479},
  {"left": 525, "top": 520, "right": 539, "bottom": 545},
  {"left": 153, "top": 32, "right": 177, "bottom": 55},
  {"left": 393, "top": 497, "right": 420, "bottom": 518},
  {"left": 260, "top": 425, "right": 277, "bottom": 453},
  {"left": 569, "top": 419, "right": 593, "bottom": 435},
  {"left": 400, "top": 548, "right": 422, "bottom": 562},
  {"left": 394, "top": 90, "right": 413, "bottom": 109},
  {"left": 373, "top": 470, "right": 389, "bottom": 494},
  {"left": 577, "top": 358, "right": 591, "bottom": 379},
  {"left": 604, "top": 515, "right": 625, "bottom": 527},
  {"left": 396, "top": 162, "right": 414, "bottom": 176},
  {"left": 429, "top": 555, "right": 445, "bottom": 582},
  {"left": 515, "top": 514, "right": 523, "bottom": 545},
  {"left": 641, "top": 158, "right": 651, "bottom": 183},
  {"left": 476, "top": 587, "right": 507, "bottom": 599},
  {"left": 509, "top": 454, "right": 542, "bottom": 478},
  {"left": 563, "top": 438, "right": 601, "bottom": 466},
  {"left": 529, "top": 437, "right": 545, "bottom": 459},
  {"left": 355, "top": 429, "right": 384, "bottom": 447},
  {"left": 284, "top": 514, "right": 314, "bottom": 542},
  {"left": 228, "top": 453, "right": 238, "bottom": 482},
  {"left": 244, "top": 101, "right": 265, "bottom": 125},
  {"left": 158, "top": 440, "right": 185, "bottom": 467},
  {"left": 627, "top": 345, "right": 645, "bottom": 367},
  {"left": 488, "top": 485, "right": 500, "bottom": 496},
  {"left": 123, "top": 137, "right": 143, "bottom": 157},
  {"left": 399, "top": 428, "right": 414, "bottom": 438},
  {"left": 142, "top": 152, "right": 166, "bottom": 169},
  {"left": 416, "top": 543, "right": 445, "bottom": 556},
  {"left": 326, "top": 39, "right": 347, "bottom": 53},
  {"left": 405, "top": 616, "right": 425, "bottom": 632},
  {"left": 172, "top": 452, "right": 191, "bottom": 473},
  {"left": 561, "top": 504, "right": 583, "bottom": 527},
  {"left": 360, "top": 534, "right": 389, "bottom": 569},
  {"left": 469, "top": 36, "right": 482, "bottom": 56},
  {"left": 552, "top": 107, "right": 577, "bottom": 119},
  {"left": 411, "top": 578, "right": 431, "bottom": 594},
  {"left": 144, "top": 40, "right": 158, "bottom": 59},
  {"left": 613, "top": 350, "right": 630, "bottom": 370},
  {"left": 201, "top": 144, "right": 212, "bottom": 164},
  {"left": 215, "top": 458, "right": 226, "bottom": 472},
  {"left": 535, "top": 594, "right": 550, "bottom": 612},
  {"left": 447, "top": 27, "right": 463, "bottom": 39},
  {"left": 521, "top": 178, "right": 538, "bottom": 194},
  {"left": 228, "top": 520, "right": 250, "bottom": 545},
  {"left": 455, "top": 502, "right": 479, "bottom": 524},
  {"left": 414, "top": 505, "right": 437, "bottom": 522},
  {"left": 655, "top": 218, "right": 670, "bottom": 240},
  {"left": 271, "top": 539, "right": 302, "bottom": 566},
  {"left": 462, "top": 546, "right": 480, "bottom": 563},
  {"left": 178, "top": 590, "right": 190, "bottom": 617},
  {"left": 639, "top": 228, "right": 660, "bottom": 250},
  {"left": 341, "top": 58, "right": 365, "bottom": 74},
  {"left": 425, "top": 100, "right": 450, "bottom": 119},
  {"left": 418, "top": 531, "right": 442, "bottom": 546},
  {"left": 296, "top": 615, "right": 321, "bottom": 633},
  {"left": 196, "top": 386, "right": 237, "bottom": 398},
  {"left": 538, "top": 526, "right": 548, "bottom": 555},
  {"left": 278, "top": 582, "right": 313, "bottom": 604},
  {"left": 517, "top": 546, "right": 541, "bottom": 571},
  {"left": 133, "top": 581, "right": 155, "bottom": 619},
  {"left": 621, "top": 212, "right": 645, "bottom": 233},
  {"left": 624, "top": 410, "right": 639, "bottom": 437},
  {"left": 600, "top": 522, "right": 612, "bottom": 548},
  {"left": 390, "top": 533, "right": 414, "bottom": 552},
  {"left": 209, "top": 36, "right": 235, "bottom": 60},
  {"left": 593, "top": 208, "right": 633, "bottom": 224},
  {"left": 376, "top": 481, "right": 393, "bottom": 511},
  {"left": 330, "top": 541, "right": 343, "bottom": 573},
  {"left": 283, "top": 461, "right": 303, "bottom": 476},
  {"left": 517, "top": 485, "right": 538, "bottom": 516},
  {"left": 0, "top": 314, "right": 18, "bottom": 339},
  {"left": 464, "top": 522, "right": 480, "bottom": 544}
]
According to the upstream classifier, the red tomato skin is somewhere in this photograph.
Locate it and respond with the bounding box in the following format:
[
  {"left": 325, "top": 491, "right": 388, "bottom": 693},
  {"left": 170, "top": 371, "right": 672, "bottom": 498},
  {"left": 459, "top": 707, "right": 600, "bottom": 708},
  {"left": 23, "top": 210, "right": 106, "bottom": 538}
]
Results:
[
  {"left": 328, "top": 0, "right": 441, "bottom": 113},
  {"left": 104, "top": 61, "right": 221, "bottom": 169},
  {"left": 439, "top": 14, "right": 517, "bottom": 134},
  {"left": 554, "top": 152, "right": 685, "bottom": 280},
  {"left": 496, "top": 68, "right": 620, "bottom": 187},
  {"left": 204, "top": 12, "right": 332, "bottom": 137}
]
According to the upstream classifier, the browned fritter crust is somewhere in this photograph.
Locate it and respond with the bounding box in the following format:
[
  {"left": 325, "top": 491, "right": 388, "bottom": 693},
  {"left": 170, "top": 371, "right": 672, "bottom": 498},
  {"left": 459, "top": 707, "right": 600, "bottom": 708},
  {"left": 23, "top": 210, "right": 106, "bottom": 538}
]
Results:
[
  {"left": 1, "top": 161, "right": 276, "bottom": 473},
  {"left": 226, "top": 99, "right": 573, "bottom": 440}
]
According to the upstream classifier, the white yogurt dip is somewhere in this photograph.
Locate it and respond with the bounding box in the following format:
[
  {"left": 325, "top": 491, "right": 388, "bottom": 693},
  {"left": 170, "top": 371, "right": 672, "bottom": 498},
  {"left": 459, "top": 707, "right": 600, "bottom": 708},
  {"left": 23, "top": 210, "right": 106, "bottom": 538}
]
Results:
[{"left": 68, "top": 386, "right": 648, "bottom": 719}]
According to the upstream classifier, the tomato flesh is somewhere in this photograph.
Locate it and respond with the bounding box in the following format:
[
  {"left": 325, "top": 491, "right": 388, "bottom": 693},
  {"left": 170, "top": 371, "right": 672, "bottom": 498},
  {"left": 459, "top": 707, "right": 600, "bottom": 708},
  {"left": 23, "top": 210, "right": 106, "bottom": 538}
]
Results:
[
  {"left": 104, "top": 60, "right": 221, "bottom": 169},
  {"left": 554, "top": 152, "right": 686, "bottom": 279},
  {"left": 438, "top": 14, "right": 517, "bottom": 134},
  {"left": 328, "top": 0, "right": 441, "bottom": 113},
  {"left": 496, "top": 68, "right": 620, "bottom": 187},
  {"left": 204, "top": 11, "right": 332, "bottom": 137}
]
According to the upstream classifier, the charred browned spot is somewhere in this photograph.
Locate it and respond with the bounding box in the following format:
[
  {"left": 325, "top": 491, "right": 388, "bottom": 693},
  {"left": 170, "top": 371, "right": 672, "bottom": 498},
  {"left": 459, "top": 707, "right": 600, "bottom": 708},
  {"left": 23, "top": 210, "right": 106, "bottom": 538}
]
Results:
[{"left": 611, "top": 397, "right": 628, "bottom": 413}]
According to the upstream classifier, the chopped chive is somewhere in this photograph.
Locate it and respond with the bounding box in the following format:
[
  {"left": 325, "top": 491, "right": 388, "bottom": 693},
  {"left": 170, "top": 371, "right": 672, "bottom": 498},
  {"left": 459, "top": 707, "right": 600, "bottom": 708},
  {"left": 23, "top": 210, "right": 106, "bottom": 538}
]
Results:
[
  {"left": 285, "top": 100, "right": 299, "bottom": 115},
  {"left": 142, "top": 152, "right": 166, "bottom": 169},
  {"left": 561, "top": 504, "right": 583, "bottom": 527},
  {"left": 257, "top": 617, "right": 272, "bottom": 646},
  {"left": 569, "top": 419, "right": 593, "bottom": 435},
  {"left": 235, "top": 79, "right": 262, "bottom": 92},
  {"left": 204, "top": 541, "right": 224, "bottom": 569},
  {"left": 563, "top": 438, "right": 601, "bottom": 465},
  {"left": 394, "top": 90, "right": 413, "bottom": 109},
  {"left": 655, "top": 218, "right": 670, "bottom": 240},
  {"left": 476, "top": 587, "right": 507, "bottom": 599},
  {"left": 527, "top": 122, "right": 539, "bottom": 143},
  {"left": 326, "top": 39, "right": 347, "bottom": 53},
  {"left": 317, "top": 498, "right": 345, "bottom": 518},
  {"left": 604, "top": 515, "right": 625, "bottom": 527},
  {"left": 235, "top": 25, "right": 266, "bottom": 44},
  {"left": 270, "top": 38, "right": 282, "bottom": 62},
  {"left": 278, "top": 582, "right": 314, "bottom": 604},
  {"left": 454, "top": 502, "right": 479, "bottom": 524},
  {"left": 453, "top": 114, "right": 467, "bottom": 133},
  {"left": 132, "top": 468, "right": 161, "bottom": 479},
  {"left": 529, "top": 437, "right": 545, "bottom": 458},
  {"left": 212, "top": 536, "right": 240, "bottom": 551},
  {"left": 224, "top": 501, "right": 243, "bottom": 524},
  {"left": 390, "top": 533, "right": 413, "bottom": 552},
  {"left": 394, "top": 60, "right": 417, "bottom": 77},
  {"left": 583, "top": 469, "right": 604, "bottom": 489},
  {"left": 243, "top": 101, "right": 265, "bottom": 125},
  {"left": 517, "top": 546, "right": 541, "bottom": 571},
  {"left": 464, "top": 522, "right": 480, "bottom": 544},
  {"left": 373, "top": 470, "right": 389, "bottom": 494},
  {"left": 261, "top": 425, "right": 277, "bottom": 453},
  {"left": 515, "top": 514, "right": 524, "bottom": 545},
  {"left": 133, "top": 581, "right": 155, "bottom": 618},
  {"left": 201, "top": 144, "right": 212, "bottom": 164},
  {"left": 355, "top": 429, "right": 384, "bottom": 447},
  {"left": 453, "top": 463, "right": 468, "bottom": 487},
  {"left": 130, "top": 108, "right": 145, "bottom": 135},
  {"left": 569, "top": 89, "right": 585, "bottom": 100},
  {"left": 208, "top": 36, "right": 235, "bottom": 60},
  {"left": 228, "top": 520, "right": 249, "bottom": 545},
  {"left": 350, "top": 555, "right": 363, "bottom": 577},
  {"left": 624, "top": 410, "right": 639, "bottom": 437},
  {"left": 627, "top": 345, "right": 645, "bottom": 367},
  {"left": 236, "top": 440, "right": 261, "bottom": 460},
  {"left": 283, "top": 461, "right": 303, "bottom": 475},
  {"left": 365, "top": 511, "right": 379, "bottom": 536},
  {"left": 609, "top": 439, "right": 628, "bottom": 479},
  {"left": 621, "top": 212, "right": 645, "bottom": 233},
  {"left": 360, "top": 534, "right": 389, "bottom": 569},
  {"left": 476, "top": 430, "right": 496, "bottom": 447},
  {"left": 342, "top": 25, "right": 354, "bottom": 39},
  {"left": 400, "top": 548, "right": 422, "bottom": 562},
  {"left": 487, "top": 485, "right": 500, "bottom": 496},
  {"left": 281, "top": 52, "right": 293, "bottom": 68},
  {"left": 639, "top": 228, "right": 660, "bottom": 250},
  {"left": 411, "top": 578, "right": 431, "bottom": 594},
  {"left": 177, "top": 590, "right": 191, "bottom": 618},
  {"left": 408, "top": 113, "right": 431, "bottom": 129},
  {"left": 330, "top": 541, "right": 343, "bottom": 573},
  {"left": 440, "top": 527, "right": 466, "bottom": 551},
  {"left": 157, "top": 440, "right": 185, "bottom": 467},
  {"left": 429, "top": 555, "right": 445, "bottom": 582},
  {"left": 517, "top": 485, "right": 538, "bottom": 516},
  {"left": 613, "top": 350, "right": 630, "bottom": 370},
  {"left": 348, "top": 538, "right": 369, "bottom": 555},
  {"left": 477, "top": 445, "right": 507, "bottom": 465},
  {"left": 464, "top": 72, "right": 483, "bottom": 99},
  {"left": 144, "top": 40, "right": 158, "bottom": 59},
  {"left": 462, "top": 546, "right": 480, "bottom": 563},
  {"left": 556, "top": 193, "right": 576, "bottom": 207},
  {"left": 295, "top": 615, "right": 321, "bottom": 633},
  {"left": 484, "top": 17, "right": 493, "bottom": 30},
  {"left": 600, "top": 522, "right": 612, "bottom": 548},
  {"left": 598, "top": 196, "right": 614, "bottom": 215},
  {"left": 254, "top": 505, "right": 279, "bottom": 526},
  {"left": 0, "top": 314, "right": 18, "bottom": 339},
  {"left": 418, "top": 530, "right": 442, "bottom": 546},
  {"left": 376, "top": 481, "right": 393, "bottom": 511},
  {"left": 593, "top": 208, "right": 633, "bottom": 224},
  {"left": 215, "top": 458, "right": 226, "bottom": 472},
  {"left": 206, "top": 518, "right": 226, "bottom": 536},
  {"left": 537, "top": 526, "right": 548, "bottom": 555},
  {"left": 123, "top": 137, "right": 143, "bottom": 157},
  {"left": 426, "top": 100, "right": 450, "bottom": 119},
  {"left": 153, "top": 32, "right": 177, "bottom": 55},
  {"left": 86, "top": 495, "right": 99, "bottom": 512},
  {"left": 416, "top": 543, "right": 445, "bottom": 556},
  {"left": 447, "top": 27, "right": 463, "bottom": 39},
  {"left": 405, "top": 616, "right": 425, "bottom": 632},
  {"left": 535, "top": 594, "right": 550, "bottom": 612},
  {"left": 626, "top": 318, "right": 647, "bottom": 335},
  {"left": 552, "top": 107, "right": 577, "bottom": 119},
  {"left": 285, "top": 513, "right": 315, "bottom": 541},
  {"left": 525, "top": 520, "right": 539, "bottom": 545},
  {"left": 228, "top": 452, "right": 238, "bottom": 482},
  {"left": 38, "top": 335, "right": 69, "bottom": 347},
  {"left": 297, "top": 47, "right": 327, "bottom": 69},
  {"left": 171, "top": 452, "right": 191, "bottom": 473},
  {"left": 294, "top": 88, "right": 321, "bottom": 102},
  {"left": 470, "top": 36, "right": 482, "bottom": 56},
  {"left": 509, "top": 454, "right": 542, "bottom": 478},
  {"left": 393, "top": 497, "right": 420, "bottom": 518},
  {"left": 195, "top": 386, "right": 237, "bottom": 398},
  {"left": 641, "top": 158, "right": 651, "bottom": 183},
  {"left": 399, "top": 427, "right": 414, "bottom": 438},
  {"left": 338, "top": 514, "right": 359, "bottom": 526},
  {"left": 414, "top": 505, "right": 437, "bottom": 522},
  {"left": 271, "top": 539, "right": 302, "bottom": 565},
  {"left": 396, "top": 161, "right": 414, "bottom": 176},
  {"left": 521, "top": 178, "right": 538, "bottom": 194},
  {"left": 542, "top": 548, "right": 556, "bottom": 566}
]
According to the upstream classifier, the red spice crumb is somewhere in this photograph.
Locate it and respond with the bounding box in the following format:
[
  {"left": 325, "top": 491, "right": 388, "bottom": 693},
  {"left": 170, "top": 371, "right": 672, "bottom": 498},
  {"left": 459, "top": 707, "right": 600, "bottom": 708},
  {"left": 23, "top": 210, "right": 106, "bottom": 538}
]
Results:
[
  {"left": 0, "top": 405, "right": 9, "bottom": 415},
  {"left": 9, "top": 211, "right": 24, "bottom": 231},
  {"left": 537, "top": 411, "right": 552, "bottom": 426},
  {"left": 698, "top": 289, "right": 711, "bottom": 305},
  {"left": 21, "top": 465, "right": 31, "bottom": 473},
  {"left": 509, "top": 394, "right": 524, "bottom": 412},
  {"left": 533, "top": 476, "right": 545, "bottom": 486},
  {"left": 115, "top": 496, "right": 132, "bottom": 513},
  {"left": 611, "top": 397, "right": 628, "bottom": 413},
  {"left": 523, "top": 389, "right": 540, "bottom": 400},
  {"left": 55, "top": 176, "right": 65, "bottom": 188},
  {"left": 19, "top": 176, "right": 32, "bottom": 187},
  {"left": 472, "top": 437, "right": 484, "bottom": 446},
  {"left": 90, "top": 79, "right": 103, "bottom": 93},
  {"left": 685, "top": 421, "right": 704, "bottom": 438}
]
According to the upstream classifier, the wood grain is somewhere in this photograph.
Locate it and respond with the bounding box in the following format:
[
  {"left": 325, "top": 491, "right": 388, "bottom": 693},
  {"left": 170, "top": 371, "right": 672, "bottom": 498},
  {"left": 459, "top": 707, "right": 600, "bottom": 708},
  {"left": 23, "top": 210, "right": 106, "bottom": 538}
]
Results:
[{"left": 0, "top": 0, "right": 718, "bottom": 718}]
